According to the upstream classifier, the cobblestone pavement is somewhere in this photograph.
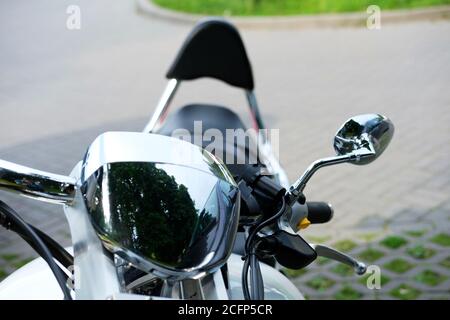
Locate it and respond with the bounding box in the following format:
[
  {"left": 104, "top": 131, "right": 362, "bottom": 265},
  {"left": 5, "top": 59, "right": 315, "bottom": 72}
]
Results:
[
  {"left": 290, "top": 199, "right": 450, "bottom": 300},
  {"left": 0, "top": 1, "right": 449, "bottom": 299}
]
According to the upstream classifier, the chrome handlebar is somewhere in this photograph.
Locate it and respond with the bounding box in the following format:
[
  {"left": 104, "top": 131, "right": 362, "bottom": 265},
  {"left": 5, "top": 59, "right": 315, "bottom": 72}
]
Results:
[{"left": 0, "top": 159, "right": 76, "bottom": 205}]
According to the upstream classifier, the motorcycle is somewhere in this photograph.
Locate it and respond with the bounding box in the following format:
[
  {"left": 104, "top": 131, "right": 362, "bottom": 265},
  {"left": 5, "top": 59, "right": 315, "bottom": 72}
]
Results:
[{"left": 0, "top": 19, "right": 394, "bottom": 300}]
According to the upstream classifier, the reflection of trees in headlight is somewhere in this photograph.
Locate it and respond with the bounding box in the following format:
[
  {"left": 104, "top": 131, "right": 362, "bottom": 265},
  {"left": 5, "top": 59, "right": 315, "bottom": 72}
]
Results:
[
  {"left": 84, "top": 162, "right": 201, "bottom": 267},
  {"left": 108, "top": 163, "right": 198, "bottom": 265},
  {"left": 82, "top": 160, "right": 240, "bottom": 271}
]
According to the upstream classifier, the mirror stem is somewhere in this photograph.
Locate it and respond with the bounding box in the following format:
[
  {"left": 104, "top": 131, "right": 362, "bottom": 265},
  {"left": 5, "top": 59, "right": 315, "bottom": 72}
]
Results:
[
  {"left": 0, "top": 160, "right": 76, "bottom": 205},
  {"left": 286, "top": 150, "right": 374, "bottom": 206}
]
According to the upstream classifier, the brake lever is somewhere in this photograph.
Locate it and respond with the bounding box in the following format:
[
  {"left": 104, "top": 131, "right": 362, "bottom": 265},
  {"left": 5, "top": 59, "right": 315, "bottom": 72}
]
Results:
[{"left": 310, "top": 244, "right": 367, "bottom": 275}]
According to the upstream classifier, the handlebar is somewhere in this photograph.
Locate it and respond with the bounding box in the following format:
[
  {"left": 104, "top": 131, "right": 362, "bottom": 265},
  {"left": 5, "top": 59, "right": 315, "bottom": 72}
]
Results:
[
  {"left": 0, "top": 159, "right": 75, "bottom": 205},
  {"left": 306, "top": 201, "right": 334, "bottom": 224}
]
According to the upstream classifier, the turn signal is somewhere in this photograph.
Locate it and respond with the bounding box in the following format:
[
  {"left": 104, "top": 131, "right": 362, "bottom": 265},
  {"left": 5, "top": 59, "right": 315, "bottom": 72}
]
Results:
[{"left": 297, "top": 217, "right": 311, "bottom": 230}]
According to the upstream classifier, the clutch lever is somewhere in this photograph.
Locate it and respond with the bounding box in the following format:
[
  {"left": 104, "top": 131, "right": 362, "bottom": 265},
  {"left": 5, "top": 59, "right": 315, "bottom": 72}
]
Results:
[{"left": 310, "top": 244, "right": 367, "bottom": 275}]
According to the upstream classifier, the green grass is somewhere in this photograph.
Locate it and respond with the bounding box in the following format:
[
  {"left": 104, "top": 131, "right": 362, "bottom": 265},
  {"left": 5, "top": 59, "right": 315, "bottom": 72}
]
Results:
[
  {"left": 407, "top": 245, "right": 436, "bottom": 260},
  {"left": 334, "top": 286, "right": 363, "bottom": 300},
  {"left": 440, "top": 256, "right": 450, "bottom": 269},
  {"left": 305, "top": 235, "right": 331, "bottom": 243},
  {"left": 414, "top": 269, "right": 446, "bottom": 286},
  {"left": 380, "top": 235, "right": 408, "bottom": 249},
  {"left": 430, "top": 233, "right": 450, "bottom": 246},
  {"left": 0, "top": 254, "right": 20, "bottom": 262},
  {"left": 153, "top": 0, "right": 450, "bottom": 16},
  {"left": 357, "top": 232, "right": 380, "bottom": 242},
  {"left": 12, "top": 258, "right": 33, "bottom": 269},
  {"left": 384, "top": 259, "right": 415, "bottom": 273},
  {"left": 358, "top": 248, "right": 385, "bottom": 262},
  {"left": 306, "top": 276, "right": 335, "bottom": 292},
  {"left": 315, "top": 256, "right": 331, "bottom": 265},
  {"left": 405, "top": 229, "right": 428, "bottom": 237},
  {"left": 0, "top": 268, "right": 7, "bottom": 281},
  {"left": 332, "top": 239, "right": 357, "bottom": 252},
  {"left": 282, "top": 267, "right": 308, "bottom": 278},
  {"left": 331, "top": 264, "right": 354, "bottom": 277},
  {"left": 390, "top": 284, "right": 421, "bottom": 300}
]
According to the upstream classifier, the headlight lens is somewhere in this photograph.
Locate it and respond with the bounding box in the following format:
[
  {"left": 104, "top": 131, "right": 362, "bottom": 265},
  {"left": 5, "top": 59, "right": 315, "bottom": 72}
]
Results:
[{"left": 82, "top": 161, "right": 239, "bottom": 274}]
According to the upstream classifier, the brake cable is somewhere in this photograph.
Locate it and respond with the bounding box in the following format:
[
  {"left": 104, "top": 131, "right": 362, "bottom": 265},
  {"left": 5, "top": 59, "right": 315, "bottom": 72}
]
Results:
[
  {"left": 0, "top": 206, "right": 73, "bottom": 269},
  {"left": 28, "top": 226, "right": 73, "bottom": 268},
  {"left": 0, "top": 200, "right": 73, "bottom": 300},
  {"left": 242, "top": 197, "right": 287, "bottom": 300},
  {"left": 1, "top": 219, "right": 74, "bottom": 270}
]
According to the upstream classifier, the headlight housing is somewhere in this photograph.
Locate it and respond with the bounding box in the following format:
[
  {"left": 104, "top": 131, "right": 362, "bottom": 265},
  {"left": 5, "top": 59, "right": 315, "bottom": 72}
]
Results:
[{"left": 80, "top": 132, "right": 240, "bottom": 279}]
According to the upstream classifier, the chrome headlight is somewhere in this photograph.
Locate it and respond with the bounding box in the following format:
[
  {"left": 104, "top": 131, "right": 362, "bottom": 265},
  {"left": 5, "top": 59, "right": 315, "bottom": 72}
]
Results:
[{"left": 79, "top": 132, "right": 240, "bottom": 279}]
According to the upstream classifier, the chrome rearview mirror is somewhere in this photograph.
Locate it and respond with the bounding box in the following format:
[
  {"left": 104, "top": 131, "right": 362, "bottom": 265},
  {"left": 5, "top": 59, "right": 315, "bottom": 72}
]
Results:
[
  {"left": 334, "top": 114, "right": 394, "bottom": 165},
  {"left": 287, "top": 114, "right": 394, "bottom": 203}
]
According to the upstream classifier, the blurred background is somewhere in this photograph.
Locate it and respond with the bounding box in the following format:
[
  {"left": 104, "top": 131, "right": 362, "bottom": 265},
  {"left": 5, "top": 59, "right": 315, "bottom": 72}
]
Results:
[{"left": 0, "top": 0, "right": 449, "bottom": 299}]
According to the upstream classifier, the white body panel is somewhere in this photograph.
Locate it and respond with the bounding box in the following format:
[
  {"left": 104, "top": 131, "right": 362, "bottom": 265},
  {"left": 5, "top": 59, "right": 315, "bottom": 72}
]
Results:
[
  {"left": 0, "top": 256, "right": 63, "bottom": 300},
  {"left": 0, "top": 253, "right": 304, "bottom": 300}
]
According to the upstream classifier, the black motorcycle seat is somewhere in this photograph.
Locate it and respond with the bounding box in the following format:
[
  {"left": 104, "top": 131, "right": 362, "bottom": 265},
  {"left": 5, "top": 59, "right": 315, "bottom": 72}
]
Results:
[
  {"left": 157, "top": 103, "right": 263, "bottom": 179},
  {"left": 157, "top": 103, "right": 247, "bottom": 138}
]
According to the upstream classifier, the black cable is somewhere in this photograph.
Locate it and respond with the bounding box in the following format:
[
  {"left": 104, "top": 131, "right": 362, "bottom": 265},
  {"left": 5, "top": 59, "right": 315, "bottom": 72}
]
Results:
[
  {"left": 241, "top": 253, "right": 251, "bottom": 300},
  {"left": 30, "top": 226, "right": 73, "bottom": 268},
  {"left": 0, "top": 200, "right": 72, "bottom": 300},
  {"left": 242, "top": 242, "right": 264, "bottom": 300},
  {"left": 242, "top": 198, "right": 287, "bottom": 300},
  {"left": 245, "top": 198, "right": 286, "bottom": 254},
  {"left": 0, "top": 205, "right": 73, "bottom": 274},
  {"left": 250, "top": 246, "right": 264, "bottom": 300},
  {"left": 2, "top": 217, "right": 74, "bottom": 270}
]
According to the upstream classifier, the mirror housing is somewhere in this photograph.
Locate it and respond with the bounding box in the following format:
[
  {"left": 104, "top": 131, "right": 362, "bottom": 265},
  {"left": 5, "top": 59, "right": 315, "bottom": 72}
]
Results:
[
  {"left": 334, "top": 114, "right": 394, "bottom": 165},
  {"left": 287, "top": 113, "right": 395, "bottom": 205}
]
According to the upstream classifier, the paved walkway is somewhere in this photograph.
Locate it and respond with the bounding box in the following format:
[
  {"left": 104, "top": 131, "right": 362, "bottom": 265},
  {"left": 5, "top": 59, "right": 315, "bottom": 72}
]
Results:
[
  {"left": 290, "top": 199, "right": 450, "bottom": 299},
  {"left": 0, "top": 1, "right": 449, "bottom": 299}
]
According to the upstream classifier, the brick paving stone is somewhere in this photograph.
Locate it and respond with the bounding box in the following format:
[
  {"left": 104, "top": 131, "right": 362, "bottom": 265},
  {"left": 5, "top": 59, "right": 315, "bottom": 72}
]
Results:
[{"left": 291, "top": 200, "right": 450, "bottom": 299}]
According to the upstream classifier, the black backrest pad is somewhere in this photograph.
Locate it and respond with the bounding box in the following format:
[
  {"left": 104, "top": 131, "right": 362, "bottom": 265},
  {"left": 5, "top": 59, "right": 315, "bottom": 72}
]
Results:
[{"left": 166, "top": 19, "right": 254, "bottom": 90}]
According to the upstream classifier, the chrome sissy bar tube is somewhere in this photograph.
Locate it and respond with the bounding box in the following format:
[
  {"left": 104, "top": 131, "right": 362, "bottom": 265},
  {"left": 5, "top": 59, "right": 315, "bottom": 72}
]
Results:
[{"left": 143, "top": 79, "right": 179, "bottom": 133}]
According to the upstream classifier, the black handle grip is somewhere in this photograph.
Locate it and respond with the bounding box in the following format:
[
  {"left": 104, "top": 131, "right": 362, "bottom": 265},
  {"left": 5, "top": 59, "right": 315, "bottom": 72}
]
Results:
[
  {"left": 254, "top": 175, "right": 286, "bottom": 200},
  {"left": 307, "top": 202, "right": 334, "bottom": 224}
]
